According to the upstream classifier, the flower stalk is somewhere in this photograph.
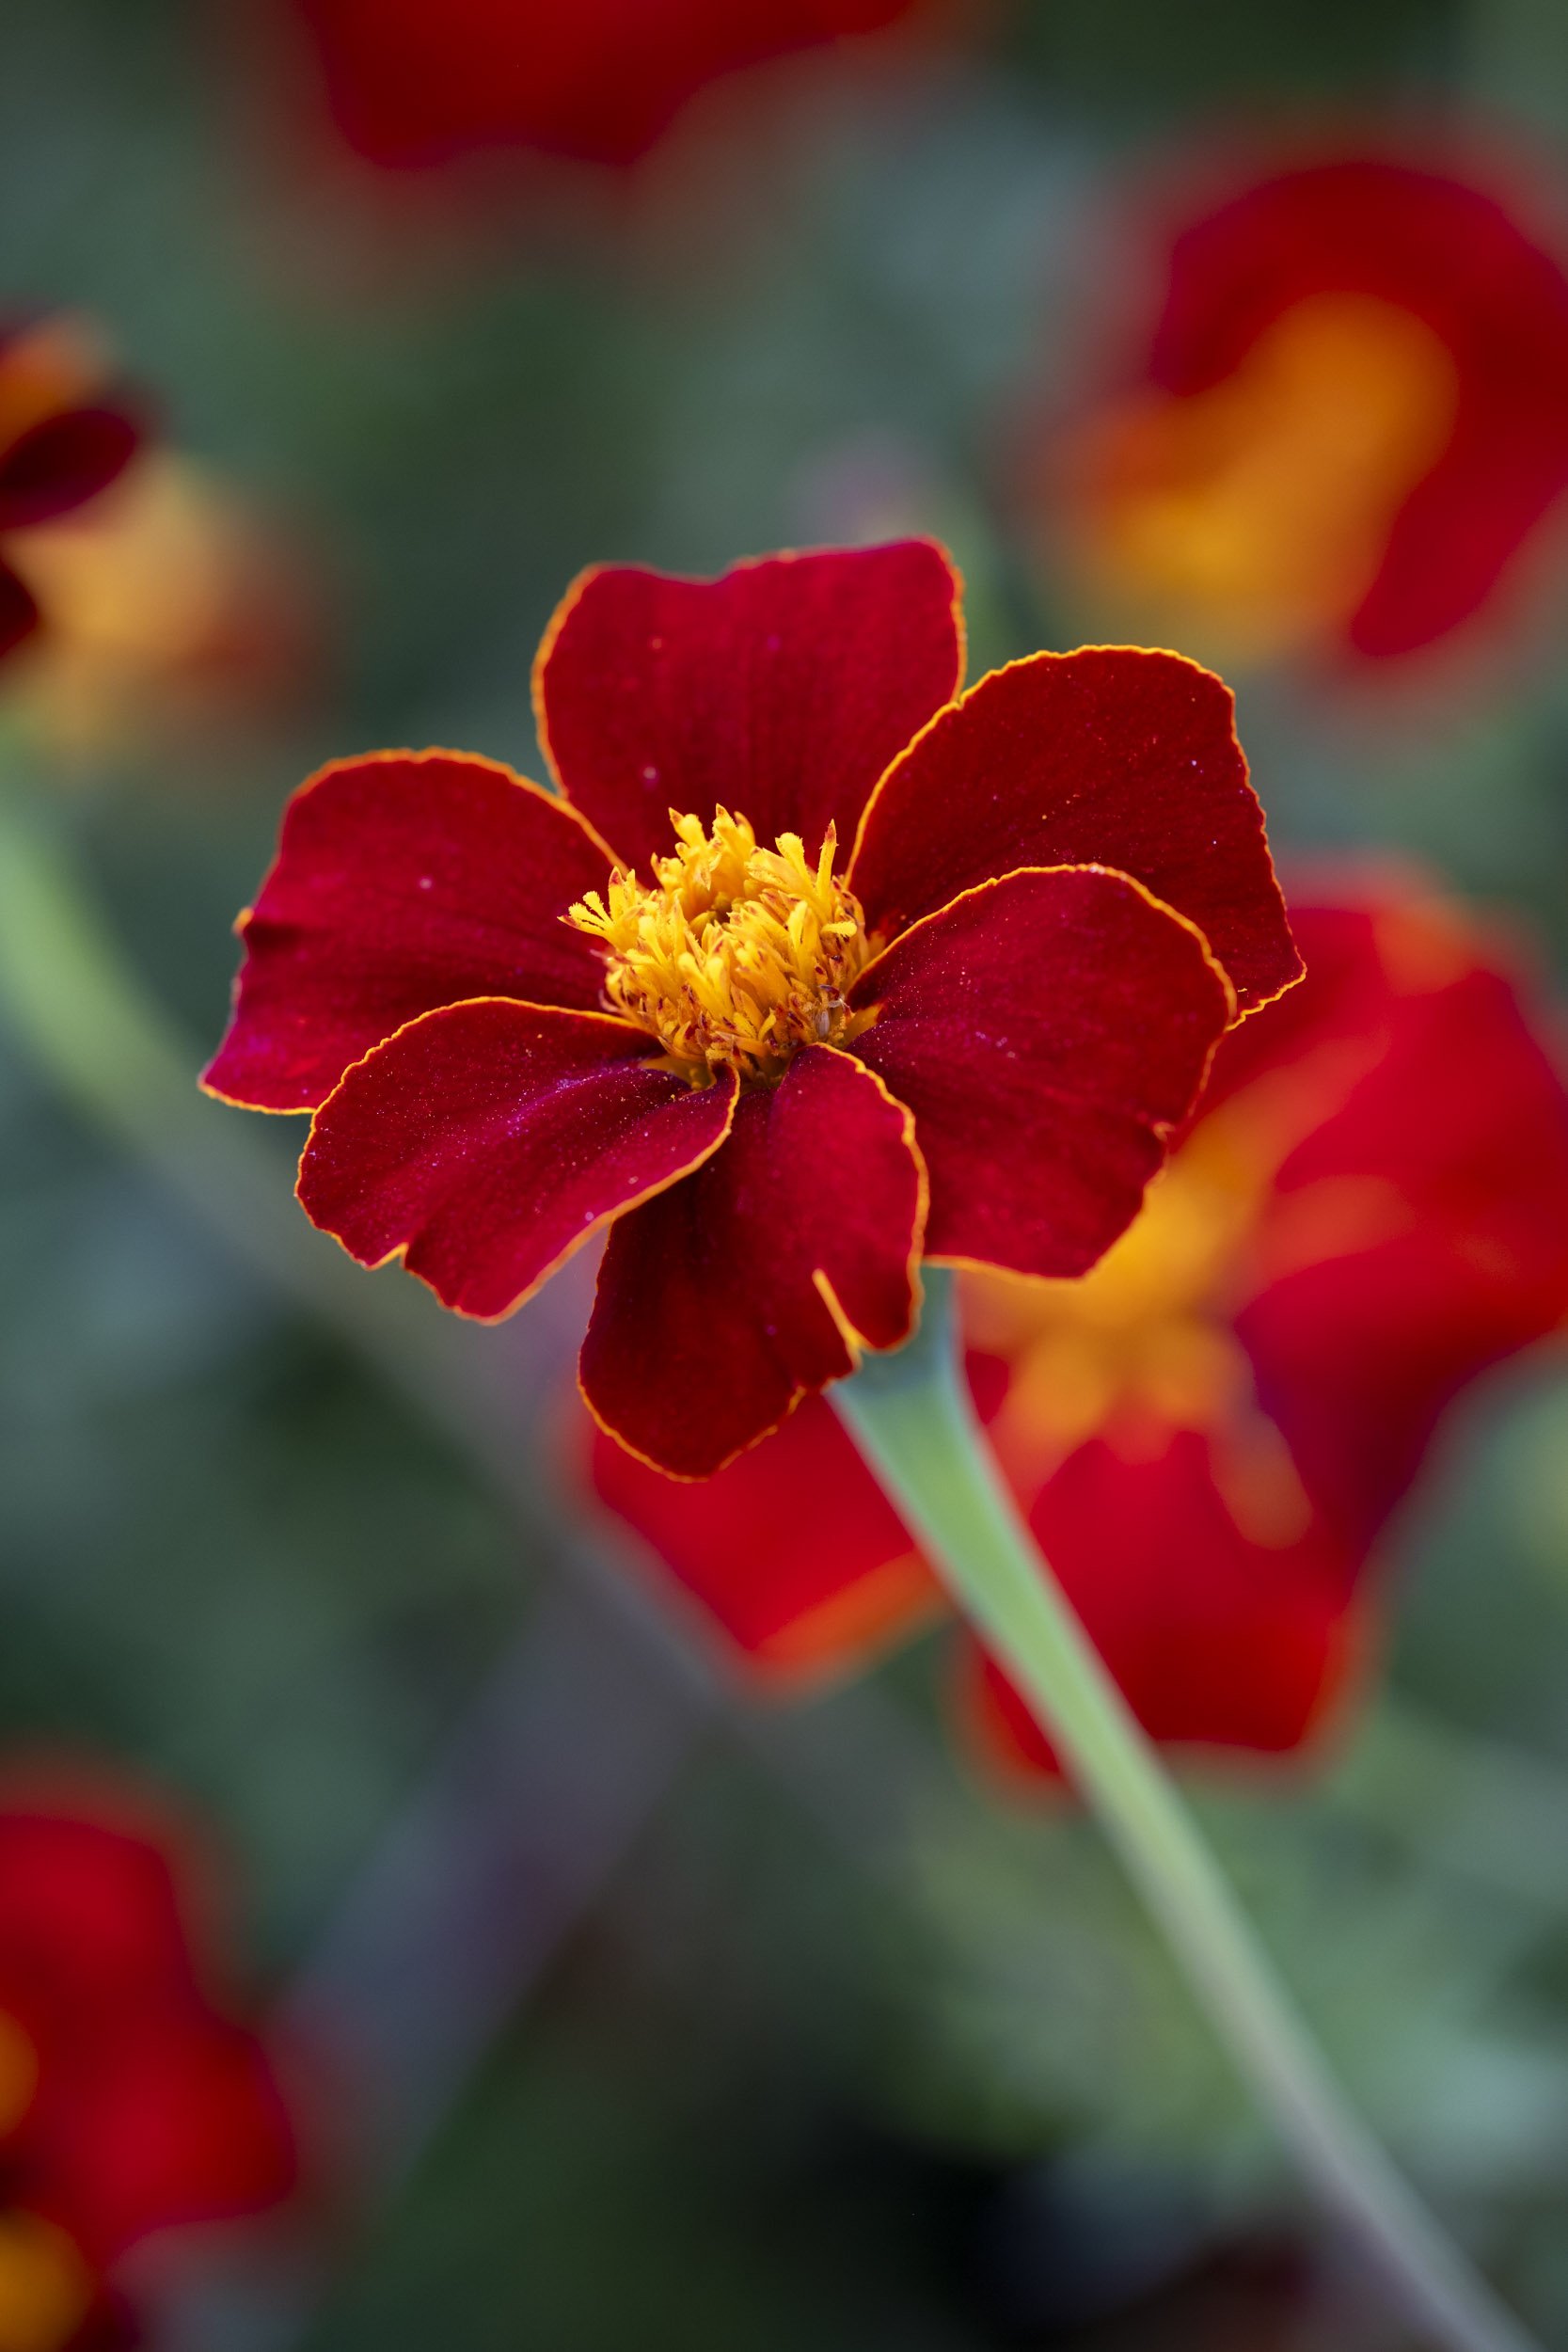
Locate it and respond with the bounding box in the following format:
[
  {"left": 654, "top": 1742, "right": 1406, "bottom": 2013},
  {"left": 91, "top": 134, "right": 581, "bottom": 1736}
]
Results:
[{"left": 832, "top": 1266, "right": 1540, "bottom": 2352}]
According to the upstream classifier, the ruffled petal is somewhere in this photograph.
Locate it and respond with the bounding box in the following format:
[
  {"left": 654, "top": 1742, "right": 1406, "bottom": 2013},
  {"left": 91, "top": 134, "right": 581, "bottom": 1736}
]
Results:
[
  {"left": 533, "top": 541, "right": 963, "bottom": 872},
  {"left": 579, "top": 1391, "right": 939, "bottom": 1681},
  {"left": 956, "top": 1423, "right": 1364, "bottom": 1782},
  {"left": 297, "top": 1001, "right": 737, "bottom": 1319},
  {"left": 204, "top": 751, "right": 615, "bottom": 1112},
  {"left": 0, "top": 405, "right": 140, "bottom": 529},
  {"left": 848, "top": 866, "right": 1232, "bottom": 1278},
  {"left": 580, "top": 1044, "right": 925, "bottom": 1478},
  {"left": 848, "top": 647, "right": 1300, "bottom": 1016}
]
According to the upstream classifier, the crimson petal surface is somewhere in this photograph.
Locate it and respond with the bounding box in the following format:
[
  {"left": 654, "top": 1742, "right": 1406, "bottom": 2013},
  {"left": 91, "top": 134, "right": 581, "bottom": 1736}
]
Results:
[
  {"left": 534, "top": 540, "right": 963, "bottom": 872},
  {"left": 580, "top": 1044, "right": 924, "bottom": 1478},
  {"left": 848, "top": 866, "right": 1232, "bottom": 1278},
  {"left": 849, "top": 647, "right": 1299, "bottom": 1016},
  {"left": 298, "top": 1001, "right": 737, "bottom": 1319},
  {"left": 204, "top": 751, "right": 613, "bottom": 1112}
]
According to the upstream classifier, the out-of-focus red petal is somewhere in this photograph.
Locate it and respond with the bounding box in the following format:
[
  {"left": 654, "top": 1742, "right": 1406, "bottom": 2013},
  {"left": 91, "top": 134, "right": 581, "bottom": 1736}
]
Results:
[
  {"left": 580, "top": 1044, "right": 925, "bottom": 1478},
  {"left": 0, "top": 1793, "right": 294, "bottom": 2263},
  {"left": 1238, "top": 941, "right": 1568, "bottom": 1548},
  {"left": 297, "top": 1001, "right": 737, "bottom": 1320},
  {"left": 0, "top": 406, "right": 140, "bottom": 530},
  {"left": 579, "top": 1391, "right": 941, "bottom": 1680},
  {"left": 533, "top": 541, "right": 963, "bottom": 872},
  {"left": 956, "top": 1424, "right": 1365, "bottom": 1782},
  {"left": 296, "top": 0, "right": 922, "bottom": 170},
  {"left": 203, "top": 751, "right": 614, "bottom": 1113},
  {"left": 848, "top": 866, "right": 1232, "bottom": 1279},
  {"left": 1182, "top": 892, "right": 1395, "bottom": 1123},
  {"left": 0, "top": 558, "right": 40, "bottom": 662},
  {"left": 848, "top": 648, "right": 1299, "bottom": 1016},
  {"left": 26, "top": 2011, "right": 295, "bottom": 2265},
  {"left": 0, "top": 1810, "right": 196, "bottom": 2029}
]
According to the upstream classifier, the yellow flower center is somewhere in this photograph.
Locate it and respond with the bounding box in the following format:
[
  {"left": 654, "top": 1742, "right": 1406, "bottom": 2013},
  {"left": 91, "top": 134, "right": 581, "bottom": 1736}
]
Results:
[
  {"left": 568, "top": 808, "right": 873, "bottom": 1086},
  {"left": 0, "top": 2213, "right": 93, "bottom": 2352}
]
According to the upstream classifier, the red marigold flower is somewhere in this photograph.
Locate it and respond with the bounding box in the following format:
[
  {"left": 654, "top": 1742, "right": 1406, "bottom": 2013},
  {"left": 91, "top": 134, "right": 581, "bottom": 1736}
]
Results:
[
  {"left": 0, "top": 319, "right": 142, "bottom": 671},
  {"left": 291, "top": 0, "right": 930, "bottom": 171},
  {"left": 1053, "top": 158, "right": 1568, "bottom": 669},
  {"left": 206, "top": 541, "right": 1300, "bottom": 1479},
  {"left": 0, "top": 1768, "right": 296, "bottom": 2350},
  {"left": 574, "top": 871, "right": 1568, "bottom": 1774}
]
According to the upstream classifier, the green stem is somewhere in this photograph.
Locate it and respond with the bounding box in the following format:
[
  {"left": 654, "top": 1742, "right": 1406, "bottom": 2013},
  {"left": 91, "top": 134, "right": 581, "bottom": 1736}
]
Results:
[{"left": 833, "top": 1269, "right": 1539, "bottom": 2352}]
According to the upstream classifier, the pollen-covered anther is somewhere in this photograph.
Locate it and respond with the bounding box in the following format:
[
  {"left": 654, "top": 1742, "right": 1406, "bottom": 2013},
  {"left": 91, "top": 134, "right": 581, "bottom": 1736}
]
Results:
[{"left": 567, "top": 807, "right": 873, "bottom": 1084}]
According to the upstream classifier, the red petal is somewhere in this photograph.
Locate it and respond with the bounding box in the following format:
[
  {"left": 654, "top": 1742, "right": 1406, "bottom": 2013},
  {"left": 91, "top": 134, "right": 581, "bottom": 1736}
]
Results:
[
  {"left": 848, "top": 648, "right": 1299, "bottom": 1016},
  {"left": 533, "top": 541, "right": 963, "bottom": 871},
  {"left": 204, "top": 751, "right": 614, "bottom": 1112},
  {"left": 0, "top": 405, "right": 140, "bottom": 529},
  {"left": 0, "top": 1810, "right": 194, "bottom": 2024},
  {"left": 848, "top": 866, "right": 1232, "bottom": 1278},
  {"left": 0, "top": 1795, "right": 294, "bottom": 2260},
  {"left": 298, "top": 1001, "right": 736, "bottom": 1319},
  {"left": 29, "top": 2011, "right": 295, "bottom": 2263},
  {"left": 1236, "top": 925, "right": 1568, "bottom": 1549},
  {"left": 957, "top": 1424, "right": 1364, "bottom": 1782},
  {"left": 580, "top": 1044, "right": 925, "bottom": 1478},
  {"left": 579, "top": 1391, "right": 940, "bottom": 1680},
  {"left": 0, "top": 559, "right": 38, "bottom": 662}
]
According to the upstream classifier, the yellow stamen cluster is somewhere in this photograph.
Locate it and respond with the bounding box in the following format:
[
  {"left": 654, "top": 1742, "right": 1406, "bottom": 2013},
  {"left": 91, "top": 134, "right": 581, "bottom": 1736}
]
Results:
[{"left": 568, "top": 807, "right": 872, "bottom": 1085}]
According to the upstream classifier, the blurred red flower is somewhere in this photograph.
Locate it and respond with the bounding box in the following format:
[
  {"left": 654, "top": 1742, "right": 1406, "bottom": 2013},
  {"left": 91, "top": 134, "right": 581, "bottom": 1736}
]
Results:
[
  {"left": 205, "top": 540, "right": 1299, "bottom": 1478},
  {"left": 1054, "top": 159, "right": 1568, "bottom": 671},
  {"left": 577, "top": 872, "right": 1568, "bottom": 1778},
  {"left": 0, "top": 1770, "right": 295, "bottom": 2349},
  {"left": 291, "top": 0, "right": 929, "bottom": 170},
  {"left": 0, "top": 319, "right": 141, "bottom": 670}
]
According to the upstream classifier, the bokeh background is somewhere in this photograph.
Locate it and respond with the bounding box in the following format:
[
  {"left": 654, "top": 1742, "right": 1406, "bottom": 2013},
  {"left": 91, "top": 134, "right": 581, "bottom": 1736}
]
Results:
[{"left": 8, "top": 1, "right": 1568, "bottom": 2345}]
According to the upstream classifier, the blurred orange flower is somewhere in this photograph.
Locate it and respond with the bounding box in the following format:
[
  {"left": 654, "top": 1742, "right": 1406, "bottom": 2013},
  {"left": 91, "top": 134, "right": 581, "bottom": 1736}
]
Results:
[
  {"left": 1052, "top": 159, "right": 1568, "bottom": 673},
  {"left": 578, "top": 871, "right": 1568, "bottom": 1781},
  {"left": 0, "top": 1768, "right": 296, "bottom": 2349},
  {"left": 4, "top": 453, "right": 310, "bottom": 768}
]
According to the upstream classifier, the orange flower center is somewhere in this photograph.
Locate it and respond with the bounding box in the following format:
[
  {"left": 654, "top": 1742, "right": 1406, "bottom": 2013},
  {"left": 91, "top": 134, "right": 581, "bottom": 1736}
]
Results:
[
  {"left": 0, "top": 2214, "right": 92, "bottom": 2352},
  {"left": 0, "top": 2016, "right": 37, "bottom": 2142},
  {"left": 1071, "top": 292, "right": 1460, "bottom": 661},
  {"left": 568, "top": 807, "right": 873, "bottom": 1085}
]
